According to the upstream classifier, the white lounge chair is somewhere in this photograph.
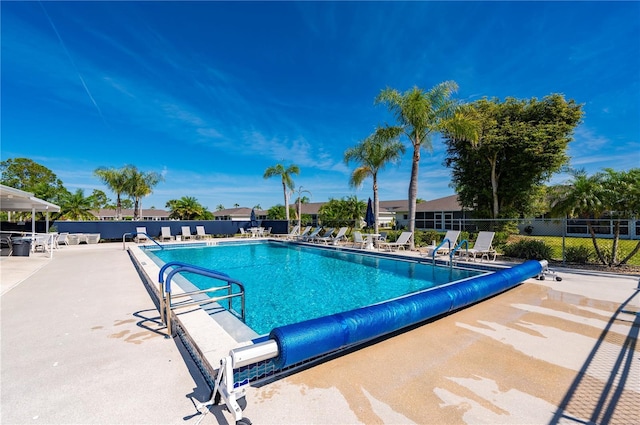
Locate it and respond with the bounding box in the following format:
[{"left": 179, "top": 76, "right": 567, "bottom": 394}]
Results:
[
  {"left": 238, "top": 228, "right": 250, "bottom": 238},
  {"left": 181, "top": 226, "right": 193, "bottom": 240},
  {"left": 57, "top": 232, "right": 69, "bottom": 247},
  {"left": 351, "top": 231, "right": 367, "bottom": 249},
  {"left": 331, "top": 226, "right": 349, "bottom": 245},
  {"left": 317, "top": 227, "right": 348, "bottom": 245},
  {"left": 86, "top": 234, "right": 100, "bottom": 244},
  {"left": 160, "top": 227, "right": 173, "bottom": 241},
  {"left": 196, "top": 225, "right": 212, "bottom": 239},
  {"left": 290, "top": 226, "right": 310, "bottom": 240},
  {"left": 463, "top": 231, "right": 496, "bottom": 262},
  {"left": 379, "top": 231, "right": 413, "bottom": 251},
  {"left": 423, "top": 230, "right": 461, "bottom": 257},
  {"left": 135, "top": 227, "right": 148, "bottom": 243},
  {"left": 299, "top": 227, "right": 322, "bottom": 242},
  {"left": 273, "top": 224, "right": 299, "bottom": 239},
  {"left": 311, "top": 227, "right": 334, "bottom": 243},
  {"left": 67, "top": 234, "right": 80, "bottom": 245},
  {"left": 32, "top": 234, "right": 55, "bottom": 252}
]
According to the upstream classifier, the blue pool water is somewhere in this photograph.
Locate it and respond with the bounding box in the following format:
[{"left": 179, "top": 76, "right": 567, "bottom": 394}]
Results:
[{"left": 146, "top": 241, "right": 484, "bottom": 335}]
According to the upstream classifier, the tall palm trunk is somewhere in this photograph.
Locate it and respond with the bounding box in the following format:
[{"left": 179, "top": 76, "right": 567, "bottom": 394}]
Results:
[
  {"left": 407, "top": 145, "right": 420, "bottom": 249},
  {"left": 587, "top": 220, "right": 607, "bottom": 265},
  {"left": 116, "top": 194, "right": 122, "bottom": 221},
  {"left": 282, "top": 181, "right": 290, "bottom": 222},
  {"left": 373, "top": 174, "right": 379, "bottom": 235}
]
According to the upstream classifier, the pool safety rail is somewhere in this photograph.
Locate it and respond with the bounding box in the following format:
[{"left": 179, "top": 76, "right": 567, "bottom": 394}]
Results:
[
  {"left": 198, "top": 260, "right": 546, "bottom": 424},
  {"left": 159, "top": 261, "right": 246, "bottom": 338},
  {"left": 450, "top": 239, "right": 469, "bottom": 263},
  {"left": 428, "top": 237, "right": 454, "bottom": 264},
  {"left": 122, "top": 232, "right": 164, "bottom": 250}
]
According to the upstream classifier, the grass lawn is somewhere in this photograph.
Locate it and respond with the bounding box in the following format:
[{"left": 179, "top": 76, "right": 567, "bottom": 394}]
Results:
[{"left": 527, "top": 235, "right": 640, "bottom": 266}]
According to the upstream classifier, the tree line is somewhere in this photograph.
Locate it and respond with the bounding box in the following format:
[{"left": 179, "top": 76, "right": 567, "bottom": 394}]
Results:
[
  {"left": 2, "top": 79, "right": 637, "bottom": 251},
  {"left": 261, "top": 81, "right": 637, "bottom": 259}
]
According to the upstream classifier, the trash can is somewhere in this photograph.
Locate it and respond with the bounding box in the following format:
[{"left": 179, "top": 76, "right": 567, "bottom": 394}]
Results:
[{"left": 12, "top": 238, "right": 31, "bottom": 257}]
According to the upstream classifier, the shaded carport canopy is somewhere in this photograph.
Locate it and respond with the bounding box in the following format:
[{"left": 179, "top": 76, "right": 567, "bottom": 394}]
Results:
[{"left": 0, "top": 184, "right": 61, "bottom": 213}]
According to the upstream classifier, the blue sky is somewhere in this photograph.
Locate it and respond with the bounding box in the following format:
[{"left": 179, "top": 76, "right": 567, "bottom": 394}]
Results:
[{"left": 2, "top": 1, "right": 639, "bottom": 211}]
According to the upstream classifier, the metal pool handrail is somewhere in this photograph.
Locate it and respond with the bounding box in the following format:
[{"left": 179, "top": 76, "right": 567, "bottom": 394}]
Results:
[
  {"left": 159, "top": 261, "right": 246, "bottom": 337},
  {"left": 450, "top": 239, "right": 469, "bottom": 262},
  {"left": 430, "top": 238, "right": 453, "bottom": 264},
  {"left": 122, "top": 232, "right": 164, "bottom": 250}
]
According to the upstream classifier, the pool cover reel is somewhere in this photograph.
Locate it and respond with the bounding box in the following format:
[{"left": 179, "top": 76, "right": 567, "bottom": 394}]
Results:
[{"left": 270, "top": 260, "right": 544, "bottom": 369}]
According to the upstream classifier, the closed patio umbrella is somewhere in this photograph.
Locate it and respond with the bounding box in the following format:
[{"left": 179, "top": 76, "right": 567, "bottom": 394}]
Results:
[
  {"left": 250, "top": 208, "right": 258, "bottom": 227},
  {"left": 365, "top": 198, "right": 375, "bottom": 228}
]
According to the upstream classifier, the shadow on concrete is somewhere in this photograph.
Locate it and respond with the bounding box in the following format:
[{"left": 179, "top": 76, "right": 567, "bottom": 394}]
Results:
[{"left": 549, "top": 288, "right": 640, "bottom": 425}]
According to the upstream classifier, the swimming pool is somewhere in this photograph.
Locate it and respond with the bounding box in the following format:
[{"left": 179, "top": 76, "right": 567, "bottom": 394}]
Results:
[{"left": 145, "top": 241, "right": 484, "bottom": 335}]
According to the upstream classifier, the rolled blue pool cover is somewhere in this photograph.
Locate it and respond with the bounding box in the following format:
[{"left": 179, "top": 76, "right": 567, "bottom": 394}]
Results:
[{"left": 269, "top": 260, "right": 543, "bottom": 369}]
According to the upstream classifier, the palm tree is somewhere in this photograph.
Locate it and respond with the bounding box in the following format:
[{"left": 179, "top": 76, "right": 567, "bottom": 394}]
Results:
[
  {"left": 318, "top": 197, "right": 366, "bottom": 228},
  {"left": 166, "top": 196, "right": 211, "bottom": 220},
  {"left": 263, "top": 163, "right": 300, "bottom": 222},
  {"left": 344, "top": 130, "right": 405, "bottom": 234},
  {"left": 94, "top": 165, "right": 134, "bottom": 220},
  {"left": 550, "top": 168, "right": 640, "bottom": 266},
  {"left": 124, "top": 167, "right": 163, "bottom": 220},
  {"left": 216, "top": 204, "right": 225, "bottom": 211},
  {"left": 57, "top": 189, "right": 97, "bottom": 221},
  {"left": 293, "top": 186, "right": 311, "bottom": 232},
  {"left": 375, "top": 81, "right": 464, "bottom": 248}
]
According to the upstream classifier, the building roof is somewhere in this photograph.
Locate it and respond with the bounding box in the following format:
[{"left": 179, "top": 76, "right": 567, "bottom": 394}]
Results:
[
  {"left": 378, "top": 195, "right": 463, "bottom": 213},
  {"left": 0, "top": 184, "right": 61, "bottom": 213},
  {"left": 212, "top": 207, "right": 267, "bottom": 217},
  {"left": 87, "top": 195, "right": 463, "bottom": 220},
  {"left": 415, "top": 195, "right": 463, "bottom": 212},
  {"left": 93, "top": 208, "right": 171, "bottom": 218}
]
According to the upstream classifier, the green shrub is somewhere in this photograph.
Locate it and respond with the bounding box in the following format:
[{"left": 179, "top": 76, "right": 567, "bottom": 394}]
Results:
[
  {"left": 564, "top": 246, "right": 593, "bottom": 264},
  {"left": 494, "top": 231, "right": 511, "bottom": 249},
  {"left": 415, "top": 230, "right": 439, "bottom": 247},
  {"left": 503, "top": 239, "right": 553, "bottom": 260}
]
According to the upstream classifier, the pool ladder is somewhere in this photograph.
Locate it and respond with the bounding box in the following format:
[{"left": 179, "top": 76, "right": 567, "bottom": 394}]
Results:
[
  {"left": 427, "top": 239, "right": 470, "bottom": 266},
  {"left": 158, "top": 261, "right": 246, "bottom": 338}
]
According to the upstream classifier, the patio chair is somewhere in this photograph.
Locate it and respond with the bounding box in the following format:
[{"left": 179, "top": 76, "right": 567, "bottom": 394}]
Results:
[
  {"left": 318, "top": 227, "right": 348, "bottom": 245},
  {"left": 271, "top": 224, "right": 296, "bottom": 239},
  {"left": 1, "top": 235, "right": 13, "bottom": 256},
  {"left": 312, "top": 227, "right": 335, "bottom": 244},
  {"left": 160, "top": 227, "right": 173, "bottom": 241},
  {"left": 32, "top": 234, "right": 54, "bottom": 252},
  {"left": 422, "top": 230, "right": 461, "bottom": 257},
  {"left": 196, "top": 225, "right": 212, "bottom": 239},
  {"left": 135, "top": 227, "right": 148, "bottom": 243},
  {"left": 299, "top": 226, "right": 322, "bottom": 242},
  {"left": 463, "top": 231, "right": 496, "bottom": 262},
  {"left": 350, "top": 231, "right": 367, "bottom": 249},
  {"left": 67, "top": 234, "right": 80, "bottom": 245},
  {"left": 181, "top": 226, "right": 194, "bottom": 240},
  {"left": 86, "top": 234, "right": 101, "bottom": 244},
  {"left": 379, "top": 231, "right": 413, "bottom": 251},
  {"left": 287, "top": 225, "right": 309, "bottom": 240},
  {"left": 57, "top": 232, "right": 69, "bottom": 247},
  {"left": 238, "top": 228, "right": 250, "bottom": 238}
]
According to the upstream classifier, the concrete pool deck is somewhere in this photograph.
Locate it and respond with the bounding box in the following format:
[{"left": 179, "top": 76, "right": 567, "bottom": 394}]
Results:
[{"left": 1, "top": 240, "right": 639, "bottom": 424}]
